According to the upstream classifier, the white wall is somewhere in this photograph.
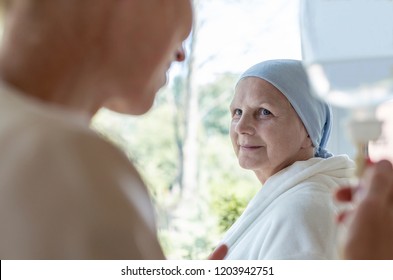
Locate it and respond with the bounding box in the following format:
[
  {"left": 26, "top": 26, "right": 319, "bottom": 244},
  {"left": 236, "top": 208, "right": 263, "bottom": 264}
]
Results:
[{"left": 327, "top": 106, "right": 356, "bottom": 159}]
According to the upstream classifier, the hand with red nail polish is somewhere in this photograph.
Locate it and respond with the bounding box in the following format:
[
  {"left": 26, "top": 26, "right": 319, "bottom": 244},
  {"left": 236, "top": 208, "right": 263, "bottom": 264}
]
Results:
[
  {"left": 335, "top": 160, "right": 393, "bottom": 259},
  {"left": 208, "top": 244, "right": 228, "bottom": 260}
]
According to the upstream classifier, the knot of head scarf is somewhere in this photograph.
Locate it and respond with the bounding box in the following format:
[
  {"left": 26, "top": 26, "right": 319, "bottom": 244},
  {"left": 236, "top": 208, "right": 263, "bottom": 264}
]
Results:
[{"left": 238, "top": 59, "right": 332, "bottom": 158}]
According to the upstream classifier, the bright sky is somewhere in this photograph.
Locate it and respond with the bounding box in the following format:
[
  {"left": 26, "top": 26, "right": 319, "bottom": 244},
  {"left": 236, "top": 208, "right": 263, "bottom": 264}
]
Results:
[{"left": 169, "top": 0, "right": 301, "bottom": 85}]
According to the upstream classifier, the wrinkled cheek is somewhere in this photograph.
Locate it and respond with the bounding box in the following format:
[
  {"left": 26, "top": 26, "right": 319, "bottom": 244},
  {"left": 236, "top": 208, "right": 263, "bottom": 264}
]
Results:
[{"left": 269, "top": 143, "right": 291, "bottom": 167}]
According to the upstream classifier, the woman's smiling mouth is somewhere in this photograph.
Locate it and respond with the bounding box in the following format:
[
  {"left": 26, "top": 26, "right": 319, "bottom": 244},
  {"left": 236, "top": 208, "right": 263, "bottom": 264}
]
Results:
[{"left": 239, "top": 145, "right": 263, "bottom": 151}]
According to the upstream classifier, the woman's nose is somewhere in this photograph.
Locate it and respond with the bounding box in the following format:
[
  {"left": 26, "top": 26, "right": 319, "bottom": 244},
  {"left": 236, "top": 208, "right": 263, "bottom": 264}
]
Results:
[
  {"left": 175, "top": 45, "right": 186, "bottom": 62},
  {"left": 235, "top": 115, "right": 255, "bottom": 135}
]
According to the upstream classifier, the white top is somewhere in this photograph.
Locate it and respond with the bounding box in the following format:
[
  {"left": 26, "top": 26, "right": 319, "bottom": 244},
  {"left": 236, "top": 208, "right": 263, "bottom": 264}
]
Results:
[
  {"left": 220, "top": 156, "right": 355, "bottom": 259},
  {"left": 0, "top": 82, "right": 165, "bottom": 259}
]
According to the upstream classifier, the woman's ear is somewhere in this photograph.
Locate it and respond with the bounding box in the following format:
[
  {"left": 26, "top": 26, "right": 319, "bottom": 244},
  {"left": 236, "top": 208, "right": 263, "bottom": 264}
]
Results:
[{"left": 301, "top": 135, "right": 314, "bottom": 149}]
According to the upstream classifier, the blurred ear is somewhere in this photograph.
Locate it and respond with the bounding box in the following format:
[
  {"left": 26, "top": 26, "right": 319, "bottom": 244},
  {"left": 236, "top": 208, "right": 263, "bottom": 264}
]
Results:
[{"left": 301, "top": 135, "right": 314, "bottom": 149}]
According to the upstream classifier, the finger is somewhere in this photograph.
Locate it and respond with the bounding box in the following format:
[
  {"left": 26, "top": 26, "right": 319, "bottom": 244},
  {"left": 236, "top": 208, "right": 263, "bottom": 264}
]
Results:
[
  {"left": 335, "top": 186, "right": 353, "bottom": 202},
  {"left": 336, "top": 211, "right": 347, "bottom": 224},
  {"left": 362, "top": 160, "right": 393, "bottom": 201},
  {"left": 336, "top": 209, "right": 353, "bottom": 224},
  {"left": 208, "top": 244, "right": 228, "bottom": 260}
]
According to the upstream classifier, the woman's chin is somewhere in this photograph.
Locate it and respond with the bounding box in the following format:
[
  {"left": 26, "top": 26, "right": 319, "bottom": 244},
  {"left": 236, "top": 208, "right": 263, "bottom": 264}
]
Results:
[
  {"left": 103, "top": 94, "right": 155, "bottom": 116},
  {"left": 238, "top": 160, "right": 261, "bottom": 171}
]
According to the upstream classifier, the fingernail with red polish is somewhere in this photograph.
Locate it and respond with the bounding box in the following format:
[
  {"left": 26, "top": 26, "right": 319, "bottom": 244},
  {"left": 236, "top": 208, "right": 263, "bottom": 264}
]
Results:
[{"left": 365, "top": 158, "right": 373, "bottom": 166}]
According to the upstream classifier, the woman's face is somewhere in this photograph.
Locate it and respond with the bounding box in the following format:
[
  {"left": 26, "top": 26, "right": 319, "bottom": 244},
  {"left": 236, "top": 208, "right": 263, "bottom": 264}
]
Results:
[
  {"left": 230, "top": 77, "right": 313, "bottom": 183},
  {"left": 2, "top": 0, "right": 193, "bottom": 116},
  {"left": 88, "top": 0, "right": 193, "bottom": 115}
]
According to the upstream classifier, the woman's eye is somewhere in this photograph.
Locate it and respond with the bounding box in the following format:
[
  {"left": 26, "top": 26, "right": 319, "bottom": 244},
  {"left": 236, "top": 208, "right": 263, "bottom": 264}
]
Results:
[
  {"left": 258, "top": 108, "right": 271, "bottom": 116},
  {"left": 233, "top": 109, "right": 242, "bottom": 116}
]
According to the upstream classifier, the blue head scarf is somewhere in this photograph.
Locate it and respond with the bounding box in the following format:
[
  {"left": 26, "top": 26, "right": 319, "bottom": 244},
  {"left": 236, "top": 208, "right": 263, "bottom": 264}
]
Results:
[{"left": 237, "top": 59, "right": 332, "bottom": 158}]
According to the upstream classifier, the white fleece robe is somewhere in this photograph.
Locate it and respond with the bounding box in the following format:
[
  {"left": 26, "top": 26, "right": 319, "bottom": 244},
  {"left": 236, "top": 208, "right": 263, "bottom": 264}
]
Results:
[{"left": 220, "top": 155, "right": 355, "bottom": 260}]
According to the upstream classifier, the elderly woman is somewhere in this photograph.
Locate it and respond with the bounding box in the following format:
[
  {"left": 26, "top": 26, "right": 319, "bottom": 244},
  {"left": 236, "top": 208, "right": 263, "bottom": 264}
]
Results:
[{"left": 220, "top": 59, "right": 355, "bottom": 259}]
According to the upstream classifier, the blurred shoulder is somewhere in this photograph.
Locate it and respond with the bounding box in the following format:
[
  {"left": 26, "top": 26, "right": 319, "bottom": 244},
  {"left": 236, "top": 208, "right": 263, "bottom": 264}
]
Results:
[{"left": 0, "top": 100, "right": 164, "bottom": 258}]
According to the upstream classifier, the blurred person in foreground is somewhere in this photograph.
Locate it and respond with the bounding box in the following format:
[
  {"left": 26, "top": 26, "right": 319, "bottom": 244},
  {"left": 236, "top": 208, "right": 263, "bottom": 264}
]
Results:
[
  {"left": 219, "top": 59, "right": 355, "bottom": 259},
  {"left": 336, "top": 160, "right": 393, "bottom": 259},
  {"left": 0, "top": 0, "right": 229, "bottom": 260},
  {"left": 336, "top": 91, "right": 393, "bottom": 260}
]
